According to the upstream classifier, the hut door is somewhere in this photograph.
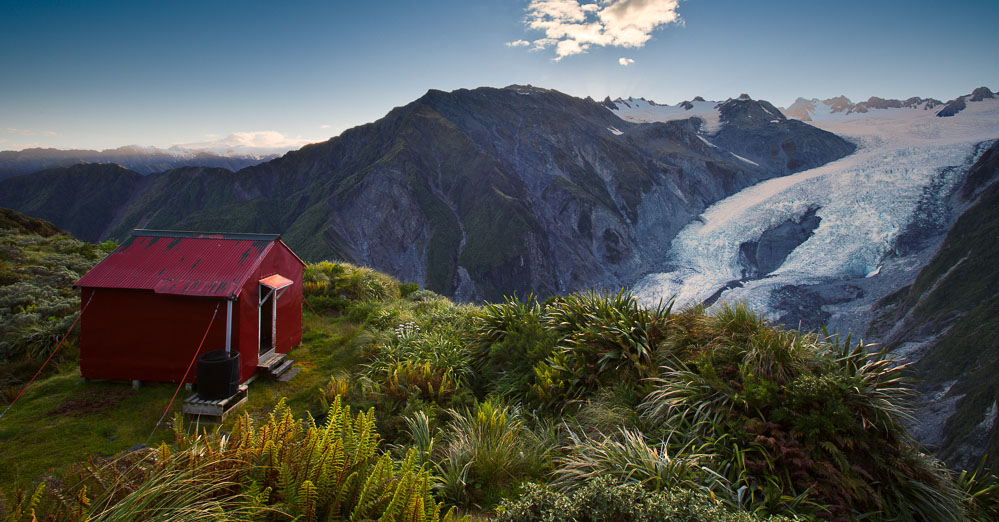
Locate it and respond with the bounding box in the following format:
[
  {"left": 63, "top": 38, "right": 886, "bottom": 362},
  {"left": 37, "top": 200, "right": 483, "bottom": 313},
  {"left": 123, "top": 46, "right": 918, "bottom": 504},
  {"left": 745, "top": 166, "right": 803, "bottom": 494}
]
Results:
[
  {"left": 258, "top": 274, "right": 293, "bottom": 358},
  {"left": 259, "top": 285, "right": 276, "bottom": 357}
]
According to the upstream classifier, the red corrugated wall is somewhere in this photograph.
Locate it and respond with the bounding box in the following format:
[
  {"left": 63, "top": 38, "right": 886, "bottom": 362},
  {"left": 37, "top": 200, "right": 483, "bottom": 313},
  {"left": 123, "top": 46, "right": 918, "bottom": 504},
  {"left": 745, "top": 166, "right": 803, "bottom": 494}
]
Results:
[
  {"left": 79, "top": 240, "right": 302, "bottom": 384},
  {"left": 79, "top": 288, "right": 229, "bottom": 383}
]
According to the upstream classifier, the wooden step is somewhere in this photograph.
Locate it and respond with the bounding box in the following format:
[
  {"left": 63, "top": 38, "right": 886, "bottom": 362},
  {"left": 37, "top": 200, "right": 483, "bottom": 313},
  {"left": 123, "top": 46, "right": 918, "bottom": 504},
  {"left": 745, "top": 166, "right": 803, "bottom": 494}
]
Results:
[
  {"left": 271, "top": 359, "right": 294, "bottom": 378},
  {"left": 277, "top": 367, "right": 301, "bottom": 383},
  {"left": 256, "top": 352, "right": 296, "bottom": 381},
  {"left": 257, "top": 352, "right": 286, "bottom": 372}
]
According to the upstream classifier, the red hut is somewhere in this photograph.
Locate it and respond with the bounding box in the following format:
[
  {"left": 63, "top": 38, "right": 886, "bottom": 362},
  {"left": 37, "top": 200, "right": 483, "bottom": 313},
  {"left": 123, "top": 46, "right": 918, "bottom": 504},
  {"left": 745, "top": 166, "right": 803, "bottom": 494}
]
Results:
[{"left": 74, "top": 230, "right": 305, "bottom": 385}]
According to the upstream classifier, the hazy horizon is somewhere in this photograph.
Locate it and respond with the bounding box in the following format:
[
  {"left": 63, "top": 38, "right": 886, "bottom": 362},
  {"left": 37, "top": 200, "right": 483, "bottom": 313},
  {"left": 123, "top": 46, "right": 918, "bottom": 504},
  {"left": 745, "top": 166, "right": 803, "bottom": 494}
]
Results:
[{"left": 2, "top": 0, "right": 996, "bottom": 153}]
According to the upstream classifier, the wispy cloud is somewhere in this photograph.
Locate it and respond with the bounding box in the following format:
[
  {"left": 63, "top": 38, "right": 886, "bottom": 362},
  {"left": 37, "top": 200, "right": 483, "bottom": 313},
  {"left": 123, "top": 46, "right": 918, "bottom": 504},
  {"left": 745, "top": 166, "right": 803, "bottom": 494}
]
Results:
[
  {"left": 175, "top": 131, "right": 313, "bottom": 155},
  {"left": 5, "top": 127, "right": 58, "bottom": 136},
  {"left": 506, "top": 39, "right": 531, "bottom": 47},
  {"left": 4, "top": 142, "right": 44, "bottom": 150},
  {"left": 319, "top": 124, "right": 332, "bottom": 129},
  {"left": 619, "top": 57, "right": 635, "bottom": 66},
  {"left": 512, "top": 0, "right": 683, "bottom": 60}
]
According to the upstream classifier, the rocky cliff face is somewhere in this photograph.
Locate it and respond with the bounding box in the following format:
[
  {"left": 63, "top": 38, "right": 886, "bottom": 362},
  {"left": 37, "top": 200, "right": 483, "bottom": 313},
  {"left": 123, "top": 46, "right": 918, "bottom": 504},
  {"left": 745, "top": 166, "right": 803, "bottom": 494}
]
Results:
[
  {"left": 867, "top": 140, "right": 999, "bottom": 470},
  {"left": 0, "top": 85, "right": 855, "bottom": 301}
]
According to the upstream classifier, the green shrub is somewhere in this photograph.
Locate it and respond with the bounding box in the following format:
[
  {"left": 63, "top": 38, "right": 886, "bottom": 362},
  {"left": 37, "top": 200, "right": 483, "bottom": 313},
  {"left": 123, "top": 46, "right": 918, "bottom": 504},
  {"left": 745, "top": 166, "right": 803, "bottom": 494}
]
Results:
[
  {"left": 958, "top": 458, "right": 999, "bottom": 521},
  {"left": 0, "top": 231, "right": 105, "bottom": 388},
  {"left": 569, "top": 386, "right": 643, "bottom": 437},
  {"left": 546, "top": 290, "right": 671, "bottom": 383},
  {"left": 355, "top": 296, "right": 476, "bottom": 416},
  {"left": 471, "top": 291, "right": 671, "bottom": 408},
  {"left": 530, "top": 290, "right": 671, "bottom": 405},
  {"left": 400, "top": 282, "right": 420, "bottom": 298},
  {"left": 406, "top": 289, "right": 441, "bottom": 302},
  {"left": 303, "top": 260, "right": 401, "bottom": 302},
  {"left": 471, "top": 295, "right": 556, "bottom": 399}
]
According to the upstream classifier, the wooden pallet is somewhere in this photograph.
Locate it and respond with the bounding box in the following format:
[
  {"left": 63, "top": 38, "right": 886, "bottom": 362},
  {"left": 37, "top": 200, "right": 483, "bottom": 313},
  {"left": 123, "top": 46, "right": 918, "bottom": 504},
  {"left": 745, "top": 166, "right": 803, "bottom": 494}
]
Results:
[{"left": 182, "top": 384, "right": 248, "bottom": 423}]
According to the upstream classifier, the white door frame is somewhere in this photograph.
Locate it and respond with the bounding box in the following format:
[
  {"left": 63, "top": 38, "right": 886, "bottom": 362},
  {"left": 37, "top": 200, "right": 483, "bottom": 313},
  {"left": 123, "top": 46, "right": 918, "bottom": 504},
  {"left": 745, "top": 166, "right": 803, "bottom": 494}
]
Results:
[{"left": 258, "top": 285, "right": 277, "bottom": 359}]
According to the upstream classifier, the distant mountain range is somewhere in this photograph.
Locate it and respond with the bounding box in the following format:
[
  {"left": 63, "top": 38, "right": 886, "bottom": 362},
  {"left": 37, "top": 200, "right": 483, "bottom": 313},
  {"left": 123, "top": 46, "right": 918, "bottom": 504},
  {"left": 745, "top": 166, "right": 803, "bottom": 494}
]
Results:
[
  {"left": 0, "top": 146, "right": 279, "bottom": 181},
  {"left": 780, "top": 86, "right": 995, "bottom": 121}
]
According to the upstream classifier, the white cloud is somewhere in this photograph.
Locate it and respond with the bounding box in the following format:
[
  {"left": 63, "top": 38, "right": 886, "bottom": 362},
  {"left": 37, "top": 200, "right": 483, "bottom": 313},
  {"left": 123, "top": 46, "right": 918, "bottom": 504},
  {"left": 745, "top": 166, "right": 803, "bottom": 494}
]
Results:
[
  {"left": 320, "top": 124, "right": 332, "bottom": 129},
  {"left": 176, "top": 131, "right": 313, "bottom": 155},
  {"left": 518, "top": 0, "right": 683, "bottom": 60},
  {"left": 619, "top": 57, "right": 635, "bottom": 66},
  {"left": 506, "top": 39, "right": 531, "bottom": 47}
]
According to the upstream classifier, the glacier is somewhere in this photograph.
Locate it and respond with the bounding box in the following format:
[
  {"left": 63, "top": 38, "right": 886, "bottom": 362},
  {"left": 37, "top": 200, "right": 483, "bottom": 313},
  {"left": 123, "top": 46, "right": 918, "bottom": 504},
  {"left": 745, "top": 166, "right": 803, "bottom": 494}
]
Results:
[{"left": 633, "top": 97, "right": 999, "bottom": 327}]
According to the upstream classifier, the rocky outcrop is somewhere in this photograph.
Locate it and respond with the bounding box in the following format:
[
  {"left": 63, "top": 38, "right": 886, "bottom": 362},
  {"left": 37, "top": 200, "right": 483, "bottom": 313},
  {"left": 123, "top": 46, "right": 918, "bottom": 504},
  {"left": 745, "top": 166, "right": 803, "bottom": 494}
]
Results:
[
  {"left": 936, "top": 88, "right": 998, "bottom": 117},
  {"left": 936, "top": 96, "right": 967, "bottom": 117},
  {"left": 770, "top": 283, "right": 864, "bottom": 331},
  {"left": 969, "top": 86, "right": 996, "bottom": 102},
  {"left": 738, "top": 206, "right": 821, "bottom": 279}
]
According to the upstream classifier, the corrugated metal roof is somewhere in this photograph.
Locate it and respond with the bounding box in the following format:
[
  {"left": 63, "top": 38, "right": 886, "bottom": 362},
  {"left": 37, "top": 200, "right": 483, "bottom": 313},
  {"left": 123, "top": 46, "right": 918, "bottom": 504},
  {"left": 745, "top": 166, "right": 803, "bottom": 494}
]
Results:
[{"left": 75, "top": 230, "right": 294, "bottom": 298}]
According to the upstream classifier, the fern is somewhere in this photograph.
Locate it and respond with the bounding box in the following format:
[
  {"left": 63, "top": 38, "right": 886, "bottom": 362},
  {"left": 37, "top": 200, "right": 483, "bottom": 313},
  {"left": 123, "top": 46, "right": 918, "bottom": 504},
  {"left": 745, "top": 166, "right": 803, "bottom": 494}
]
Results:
[
  {"left": 0, "top": 483, "right": 46, "bottom": 522},
  {"left": 296, "top": 480, "right": 318, "bottom": 522},
  {"left": 4, "top": 396, "right": 463, "bottom": 522},
  {"left": 349, "top": 453, "right": 394, "bottom": 520}
]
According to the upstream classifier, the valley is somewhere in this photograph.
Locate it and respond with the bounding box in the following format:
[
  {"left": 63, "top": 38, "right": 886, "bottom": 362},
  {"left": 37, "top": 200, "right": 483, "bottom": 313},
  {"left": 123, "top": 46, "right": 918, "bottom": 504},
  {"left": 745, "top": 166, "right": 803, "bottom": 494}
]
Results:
[{"left": 1, "top": 84, "right": 997, "bottom": 506}]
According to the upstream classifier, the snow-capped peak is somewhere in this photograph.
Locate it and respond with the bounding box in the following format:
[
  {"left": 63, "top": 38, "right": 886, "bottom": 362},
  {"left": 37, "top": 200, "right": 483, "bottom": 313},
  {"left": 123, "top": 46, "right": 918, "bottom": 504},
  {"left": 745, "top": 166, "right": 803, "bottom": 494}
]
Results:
[
  {"left": 602, "top": 96, "right": 724, "bottom": 133},
  {"left": 780, "top": 87, "right": 996, "bottom": 122}
]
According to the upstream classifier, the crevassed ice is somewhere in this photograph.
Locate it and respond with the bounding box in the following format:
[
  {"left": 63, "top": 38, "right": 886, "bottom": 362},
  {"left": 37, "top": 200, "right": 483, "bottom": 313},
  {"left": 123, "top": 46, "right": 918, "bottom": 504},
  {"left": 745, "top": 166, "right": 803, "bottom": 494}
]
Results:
[{"left": 634, "top": 99, "right": 999, "bottom": 316}]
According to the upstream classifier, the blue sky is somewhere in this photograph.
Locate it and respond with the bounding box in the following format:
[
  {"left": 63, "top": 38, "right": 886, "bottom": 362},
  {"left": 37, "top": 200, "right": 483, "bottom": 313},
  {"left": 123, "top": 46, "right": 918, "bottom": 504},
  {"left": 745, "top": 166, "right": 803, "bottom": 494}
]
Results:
[{"left": 1, "top": 0, "right": 996, "bottom": 152}]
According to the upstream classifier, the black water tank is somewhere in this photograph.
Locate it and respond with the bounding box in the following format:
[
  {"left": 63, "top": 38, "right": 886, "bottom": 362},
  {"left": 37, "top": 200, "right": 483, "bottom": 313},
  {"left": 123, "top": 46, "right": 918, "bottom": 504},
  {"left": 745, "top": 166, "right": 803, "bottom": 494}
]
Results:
[{"left": 197, "top": 349, "right": 240, "bottom": 400}]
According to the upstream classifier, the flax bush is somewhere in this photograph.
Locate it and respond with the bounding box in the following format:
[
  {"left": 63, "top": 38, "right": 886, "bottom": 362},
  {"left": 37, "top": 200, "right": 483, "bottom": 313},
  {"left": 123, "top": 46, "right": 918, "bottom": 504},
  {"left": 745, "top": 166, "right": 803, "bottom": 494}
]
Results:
[
  {"left": 437, "top": 400, "right": 536, "bottom": 508},
  {"left": 639, "top": 303, "right": 966, "bottom": 521},
  {"left": 470, "top": 290, "right": 670, "bottom": 408}
]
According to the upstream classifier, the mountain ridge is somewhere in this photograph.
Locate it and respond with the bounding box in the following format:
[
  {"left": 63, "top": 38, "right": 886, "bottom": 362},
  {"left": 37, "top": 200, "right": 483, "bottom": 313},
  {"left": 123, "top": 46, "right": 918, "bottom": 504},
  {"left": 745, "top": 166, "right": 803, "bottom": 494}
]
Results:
[
  {"left": 0, "top": 85, "right": 855, "bottom": 301},
  {"left": 0, "top": 146, "right": 279, "bottom": 181}
]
